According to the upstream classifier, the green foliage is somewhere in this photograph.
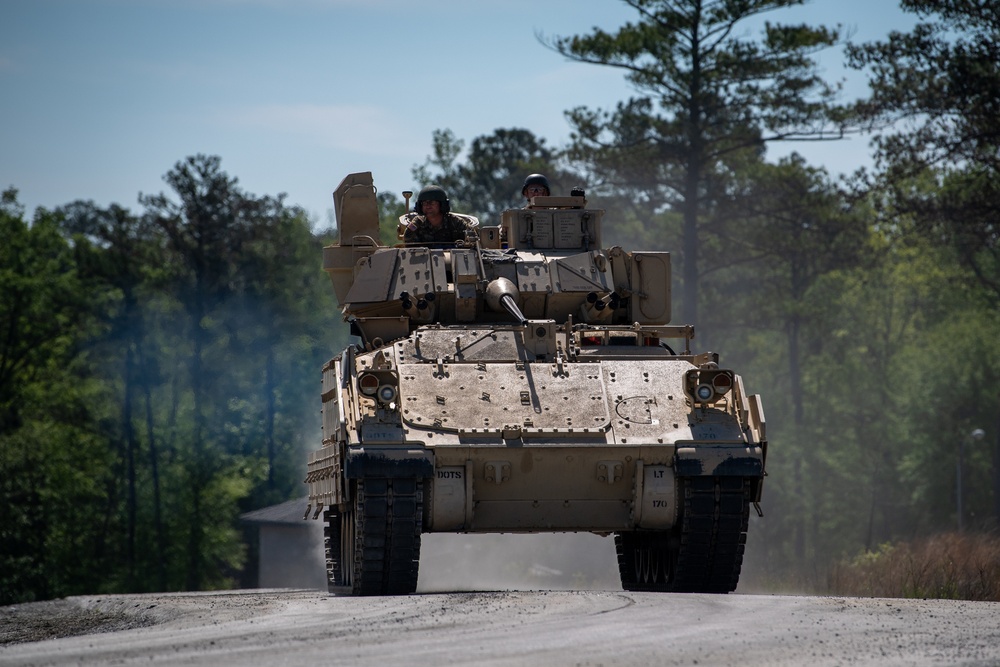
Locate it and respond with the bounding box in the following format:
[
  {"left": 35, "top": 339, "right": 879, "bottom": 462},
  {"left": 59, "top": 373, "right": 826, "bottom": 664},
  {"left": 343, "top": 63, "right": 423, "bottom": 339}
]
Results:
[
  {"left": 546, "top": 0, "right": 847, "bottom": 327},
  {"left": 848, "top": 2, "right": 1000, "bottom": 303},
  {"left": 376, "top": 190, "right": 407, "bottom": 246},
  {"left": 0, "top": 159, "right": 346, "bottom": 603},
  {"left": 848, "top": 0, "right": 1000, "bottom": 175},
  {"left": 0, "top": 195, "right": 116, "bottom": 602},
  {"left": 0, "top": 195, "right": 88, "bottom": 429}
]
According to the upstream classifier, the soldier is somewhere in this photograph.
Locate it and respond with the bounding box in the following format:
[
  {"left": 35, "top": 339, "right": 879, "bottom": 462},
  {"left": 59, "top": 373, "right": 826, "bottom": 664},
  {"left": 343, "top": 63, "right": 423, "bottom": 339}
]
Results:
[
  {"left": 403, "top": 185, "right": 473, "bottom": 245},
  {"left": 521, "top": 173, "right": 550, "bottom": 203}
]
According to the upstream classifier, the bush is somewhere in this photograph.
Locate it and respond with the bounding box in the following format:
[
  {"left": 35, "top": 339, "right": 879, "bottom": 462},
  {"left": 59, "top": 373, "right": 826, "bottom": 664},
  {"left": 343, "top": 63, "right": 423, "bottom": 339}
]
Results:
[{"left": 828, "top": 532, "right": 1000, "bottom": 600}]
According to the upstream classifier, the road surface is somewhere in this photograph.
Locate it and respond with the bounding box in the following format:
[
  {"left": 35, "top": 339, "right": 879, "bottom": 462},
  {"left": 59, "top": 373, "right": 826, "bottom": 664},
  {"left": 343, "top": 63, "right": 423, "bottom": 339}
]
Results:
[{"left": 3, "top": 588, "right": 1000, "bottom": 666}]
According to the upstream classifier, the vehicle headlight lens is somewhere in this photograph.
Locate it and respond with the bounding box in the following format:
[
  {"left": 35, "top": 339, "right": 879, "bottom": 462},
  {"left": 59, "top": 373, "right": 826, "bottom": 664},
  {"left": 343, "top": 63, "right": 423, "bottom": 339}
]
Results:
[
  {"left": 359, "top": 373, "right": 379, "bottom": 396},
  {"left": 712, "top": 372, "right": 733, "bottom": 393},
  {"left": 378, "top": 385, "right": 397, "bottom": 403},
  {"left": 695, "top": 384, "right": 714, "bottom": 402}
]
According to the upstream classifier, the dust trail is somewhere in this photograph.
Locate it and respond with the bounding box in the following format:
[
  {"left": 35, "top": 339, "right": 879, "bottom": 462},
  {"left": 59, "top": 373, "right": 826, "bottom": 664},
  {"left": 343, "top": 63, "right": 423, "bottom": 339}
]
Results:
[
  {"left": 259, "top": 519, "right": 328, "bottom": 590},
  {"left": 416, "top": 533, "right": 621, "bottom": 592}
]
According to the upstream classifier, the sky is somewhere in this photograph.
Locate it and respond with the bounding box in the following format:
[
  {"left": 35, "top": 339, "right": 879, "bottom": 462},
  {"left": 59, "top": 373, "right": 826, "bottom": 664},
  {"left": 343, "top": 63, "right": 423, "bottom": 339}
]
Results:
[{"left": 1, "top": 0, "right": 916, "bottom": 228}]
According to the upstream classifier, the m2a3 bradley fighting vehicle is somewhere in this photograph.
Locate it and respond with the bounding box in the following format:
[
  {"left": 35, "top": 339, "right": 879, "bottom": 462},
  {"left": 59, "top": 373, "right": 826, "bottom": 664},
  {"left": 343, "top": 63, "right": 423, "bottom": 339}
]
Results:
[{"left": 304, "top": 172, "right": 767, "bottom": 595}]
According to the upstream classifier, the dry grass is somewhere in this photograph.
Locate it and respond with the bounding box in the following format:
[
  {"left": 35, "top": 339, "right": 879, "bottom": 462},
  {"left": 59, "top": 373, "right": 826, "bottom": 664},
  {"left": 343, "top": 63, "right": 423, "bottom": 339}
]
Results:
[{"left": 827, "top": 532, "right": 1000, "bottom": 601}]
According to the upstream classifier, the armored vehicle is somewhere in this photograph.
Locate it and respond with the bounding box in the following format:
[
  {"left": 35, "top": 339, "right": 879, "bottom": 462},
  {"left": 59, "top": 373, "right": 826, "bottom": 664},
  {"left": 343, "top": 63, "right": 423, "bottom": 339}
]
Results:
[{"left": 305, "top": 172, "right": 767, "bottom": 595}]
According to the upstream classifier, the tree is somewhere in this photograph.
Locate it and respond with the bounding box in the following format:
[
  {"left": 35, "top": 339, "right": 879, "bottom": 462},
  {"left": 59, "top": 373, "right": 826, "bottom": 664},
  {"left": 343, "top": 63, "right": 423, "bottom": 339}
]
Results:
[
  {"left": 140, "top": 155, "right": 263, "bottom": 590},
  {"left": 848, "top": 1, "right": 1000, "bottom": 176},
  {"left": 546, "top": 0, "right": 846, "bottom": 327},
  {"left": 59, "top": 200, "right": 169, "bottom": 590},
  {"left": 847, "top": 1, "right": 1000, "bottom": 304},
  {"left": 702, "top": 158, "right": 872, "bottom": 566},
  {"left": 228, "top": 201, "right": 344, "bottom": 505},
  {"left": 139, "top": 155, "right": 348, "bottom": 590},
  {"left": 0, "top": 190, "right": 112, "bottom": 603},
  {"left": 0, "top": 190, "right": 89, "bottom": 431},
  {"left": 849, "top": 0, "right": 1000, "bottom": 527},
  {"left": 2, "top": 159, "right": 354, "bottom": 602}
]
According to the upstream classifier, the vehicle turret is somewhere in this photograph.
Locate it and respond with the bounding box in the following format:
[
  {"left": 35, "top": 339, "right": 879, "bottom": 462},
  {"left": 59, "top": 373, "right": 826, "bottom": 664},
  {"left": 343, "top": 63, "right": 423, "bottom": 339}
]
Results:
[{"left": 323, "top": 172, "right": 675, "bottom": 350}]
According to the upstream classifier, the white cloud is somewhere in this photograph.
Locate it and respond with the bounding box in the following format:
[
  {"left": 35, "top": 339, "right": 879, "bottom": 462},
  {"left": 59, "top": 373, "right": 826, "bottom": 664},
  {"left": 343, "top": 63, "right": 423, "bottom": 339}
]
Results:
[
  {"left": 226, "top": 103, "right": 426, "bottom": 156},
  {"left": 182, "top": 0, "right": 418, "bottom": 8}
]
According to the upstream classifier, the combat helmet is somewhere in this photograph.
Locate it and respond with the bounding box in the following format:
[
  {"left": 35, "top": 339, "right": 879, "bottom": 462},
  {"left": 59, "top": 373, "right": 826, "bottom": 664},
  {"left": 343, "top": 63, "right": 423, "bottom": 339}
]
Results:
[
  {"left": 415, "top": 185, "right": 450, "bottom": 214},
  {"left": 521, "top": 174, "right": 550, "bottom": 197}
]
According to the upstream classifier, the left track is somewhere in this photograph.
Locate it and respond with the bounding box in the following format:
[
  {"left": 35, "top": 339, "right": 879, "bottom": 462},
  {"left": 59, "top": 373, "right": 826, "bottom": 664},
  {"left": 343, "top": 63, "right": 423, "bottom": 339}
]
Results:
[{"left": 324, "top": 477, "right": 423, "bottom": 595}]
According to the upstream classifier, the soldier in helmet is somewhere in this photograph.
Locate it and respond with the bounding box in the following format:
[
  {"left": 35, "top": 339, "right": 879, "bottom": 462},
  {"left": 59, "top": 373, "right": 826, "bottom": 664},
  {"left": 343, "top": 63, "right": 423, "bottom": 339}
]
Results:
[
  {"left": 522, "top": 173, "right": 550, "bottom": 204},
  {"left": 403, "top": 185, "right": 474, "bottom": 245}
]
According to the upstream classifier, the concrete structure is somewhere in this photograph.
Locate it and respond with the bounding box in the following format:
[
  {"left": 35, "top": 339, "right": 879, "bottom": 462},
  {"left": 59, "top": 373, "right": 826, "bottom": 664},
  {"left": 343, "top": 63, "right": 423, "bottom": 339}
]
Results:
[{"left": 241, "top": 497, "right": 326, "bottom": 590}]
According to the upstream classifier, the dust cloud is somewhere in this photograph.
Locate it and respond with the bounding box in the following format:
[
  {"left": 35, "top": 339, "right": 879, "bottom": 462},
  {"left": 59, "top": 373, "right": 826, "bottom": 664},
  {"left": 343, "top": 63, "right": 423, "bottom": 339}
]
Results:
[
  {"left": 289, "top": 524, "right": 619, "bottom": 592},
  {"left": 296, "top": 514, "right": 622, "bottom": 592},
  {"left": 416, "top": 533, "right": 621, "bottom": 592},
  {"left": 295, "top": 519, "right": 771, "bottom": 593},
  {"left": 260, "top": 520, "right": 329, "bottom": 590}
]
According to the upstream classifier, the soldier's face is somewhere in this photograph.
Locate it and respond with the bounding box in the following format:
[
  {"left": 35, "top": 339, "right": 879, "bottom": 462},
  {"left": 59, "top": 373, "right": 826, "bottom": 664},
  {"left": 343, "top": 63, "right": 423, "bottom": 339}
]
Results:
[
  {"left": 422, "top": 200, "right": 441, "bottom": 217},
  {"left": 525, "top": 185, "right": 548, "bottom": 198}
]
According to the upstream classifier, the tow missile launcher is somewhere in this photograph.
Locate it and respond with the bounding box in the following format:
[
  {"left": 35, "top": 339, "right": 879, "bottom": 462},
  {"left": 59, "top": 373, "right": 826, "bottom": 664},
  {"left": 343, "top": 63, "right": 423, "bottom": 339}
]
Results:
[{"left": 305, "top": 172, "right": 767, "bottom": 595}]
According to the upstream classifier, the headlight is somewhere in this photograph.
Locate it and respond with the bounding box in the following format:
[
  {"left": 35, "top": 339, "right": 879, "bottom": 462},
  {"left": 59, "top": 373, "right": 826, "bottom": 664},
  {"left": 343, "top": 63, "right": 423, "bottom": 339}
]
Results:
[
  {"left": 695, "top": 384, "right": 715, "bottom": 401},
  {"left": 712, "top": 373, "right": 733, "bottom": 392},
  {"left": 378, "top": 385, "right": 397, "bottom": 404},
  {"left": 685, "top": 368, "right": 735, "bottom": 404},
  {"left": 358, "top": 373, "right": 379, "bottom": 396}
]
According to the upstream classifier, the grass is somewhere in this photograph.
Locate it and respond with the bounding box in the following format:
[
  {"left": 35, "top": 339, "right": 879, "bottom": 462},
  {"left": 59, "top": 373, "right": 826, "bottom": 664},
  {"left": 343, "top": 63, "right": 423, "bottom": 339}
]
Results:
[{"left": 827, "top": 532, "right": 1000, "bottom": 601}]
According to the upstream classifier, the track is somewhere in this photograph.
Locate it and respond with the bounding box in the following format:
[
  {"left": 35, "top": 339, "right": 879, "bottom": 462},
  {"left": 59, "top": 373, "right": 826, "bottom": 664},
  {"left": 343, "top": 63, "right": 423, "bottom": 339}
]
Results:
[
  {"left": 617, "top": 476, "right": 750, "bottom": 592},
  {"left": 325, "top": 479, "right": 423, "bottom": 595}
]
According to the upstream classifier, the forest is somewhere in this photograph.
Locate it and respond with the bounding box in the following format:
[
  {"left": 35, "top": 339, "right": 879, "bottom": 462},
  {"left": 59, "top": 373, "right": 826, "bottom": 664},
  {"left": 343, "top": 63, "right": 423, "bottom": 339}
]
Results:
[{"left": 2, "top": 0, "right": 998, "bottom": 603}]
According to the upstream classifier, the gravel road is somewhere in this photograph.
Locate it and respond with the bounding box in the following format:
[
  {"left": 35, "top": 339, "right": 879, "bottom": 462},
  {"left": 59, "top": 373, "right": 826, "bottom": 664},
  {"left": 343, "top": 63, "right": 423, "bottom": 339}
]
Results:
[{"left": 3, "top": 588, "right": 1000, "bottom": 666}]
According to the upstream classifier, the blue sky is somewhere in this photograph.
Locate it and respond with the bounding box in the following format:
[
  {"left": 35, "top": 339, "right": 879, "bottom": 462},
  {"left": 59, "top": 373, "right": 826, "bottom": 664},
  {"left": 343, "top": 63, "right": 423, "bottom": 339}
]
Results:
[{"left": 1, "top": 0, "right": 914, "bottom": 227}]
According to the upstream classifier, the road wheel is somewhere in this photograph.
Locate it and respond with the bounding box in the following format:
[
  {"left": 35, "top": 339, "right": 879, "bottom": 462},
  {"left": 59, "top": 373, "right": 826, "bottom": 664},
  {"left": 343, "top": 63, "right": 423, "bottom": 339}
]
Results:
[
  {"left": 615, "top": 530, "right": 676, "bottom": 592},
  {"left": 323, "top": 500, "right": 354, "bottom": 593}
]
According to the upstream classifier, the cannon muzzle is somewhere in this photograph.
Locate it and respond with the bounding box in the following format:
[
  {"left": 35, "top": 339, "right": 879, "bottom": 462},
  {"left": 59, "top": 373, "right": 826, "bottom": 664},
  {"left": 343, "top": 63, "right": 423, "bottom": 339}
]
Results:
[{"left": 485, "top": 277, "right": 527, "bottom": 325}]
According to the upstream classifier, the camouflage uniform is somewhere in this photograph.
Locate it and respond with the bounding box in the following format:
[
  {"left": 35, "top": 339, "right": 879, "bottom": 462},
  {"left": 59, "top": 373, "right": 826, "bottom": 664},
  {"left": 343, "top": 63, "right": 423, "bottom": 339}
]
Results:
[{"left": 403, "top": 212, "right": 471, "bottom": 244}]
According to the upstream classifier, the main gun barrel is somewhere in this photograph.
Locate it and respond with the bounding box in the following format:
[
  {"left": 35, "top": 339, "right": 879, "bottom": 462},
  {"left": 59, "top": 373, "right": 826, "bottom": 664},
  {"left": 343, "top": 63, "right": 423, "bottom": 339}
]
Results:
[{"left": 485, "top": 277, "right": 527, "bottom": 325}]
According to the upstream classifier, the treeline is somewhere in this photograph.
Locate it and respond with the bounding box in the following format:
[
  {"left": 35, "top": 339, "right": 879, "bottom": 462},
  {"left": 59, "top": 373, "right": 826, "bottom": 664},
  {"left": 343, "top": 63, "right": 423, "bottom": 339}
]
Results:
[
  {"left": 2, "top": 0, "right": 999, "bottom": 602},
  {"left": 1, "top": 156, "right": 348, "bottom": 603}
]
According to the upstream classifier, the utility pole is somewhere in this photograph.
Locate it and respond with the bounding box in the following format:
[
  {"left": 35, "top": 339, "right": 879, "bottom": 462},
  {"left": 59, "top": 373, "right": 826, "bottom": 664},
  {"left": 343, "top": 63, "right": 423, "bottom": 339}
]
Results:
[{"left": 958, "top": 428, "right": 986, "bottom": 531}]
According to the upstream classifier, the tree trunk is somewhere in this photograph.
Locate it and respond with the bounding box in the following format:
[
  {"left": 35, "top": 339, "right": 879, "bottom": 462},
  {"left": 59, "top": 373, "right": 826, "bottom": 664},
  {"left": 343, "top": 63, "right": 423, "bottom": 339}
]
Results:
[
  {"left": 139, "top": 342, "right": 167, "bottom": 591},
  {"left": 124, "top": 342, "right": 137, "bottom": 588},
  {"left": 186, "top": 289, "right": 207, "bottom": 591},
  {"left": 265, "top": 345, "right": 276, "bottom": 489},
  {"left": 787, "top": 314, "right": 807, "bottom": 561},
  {"left": 992, "top": 393, "right": 1000, "bottom": 531}
]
